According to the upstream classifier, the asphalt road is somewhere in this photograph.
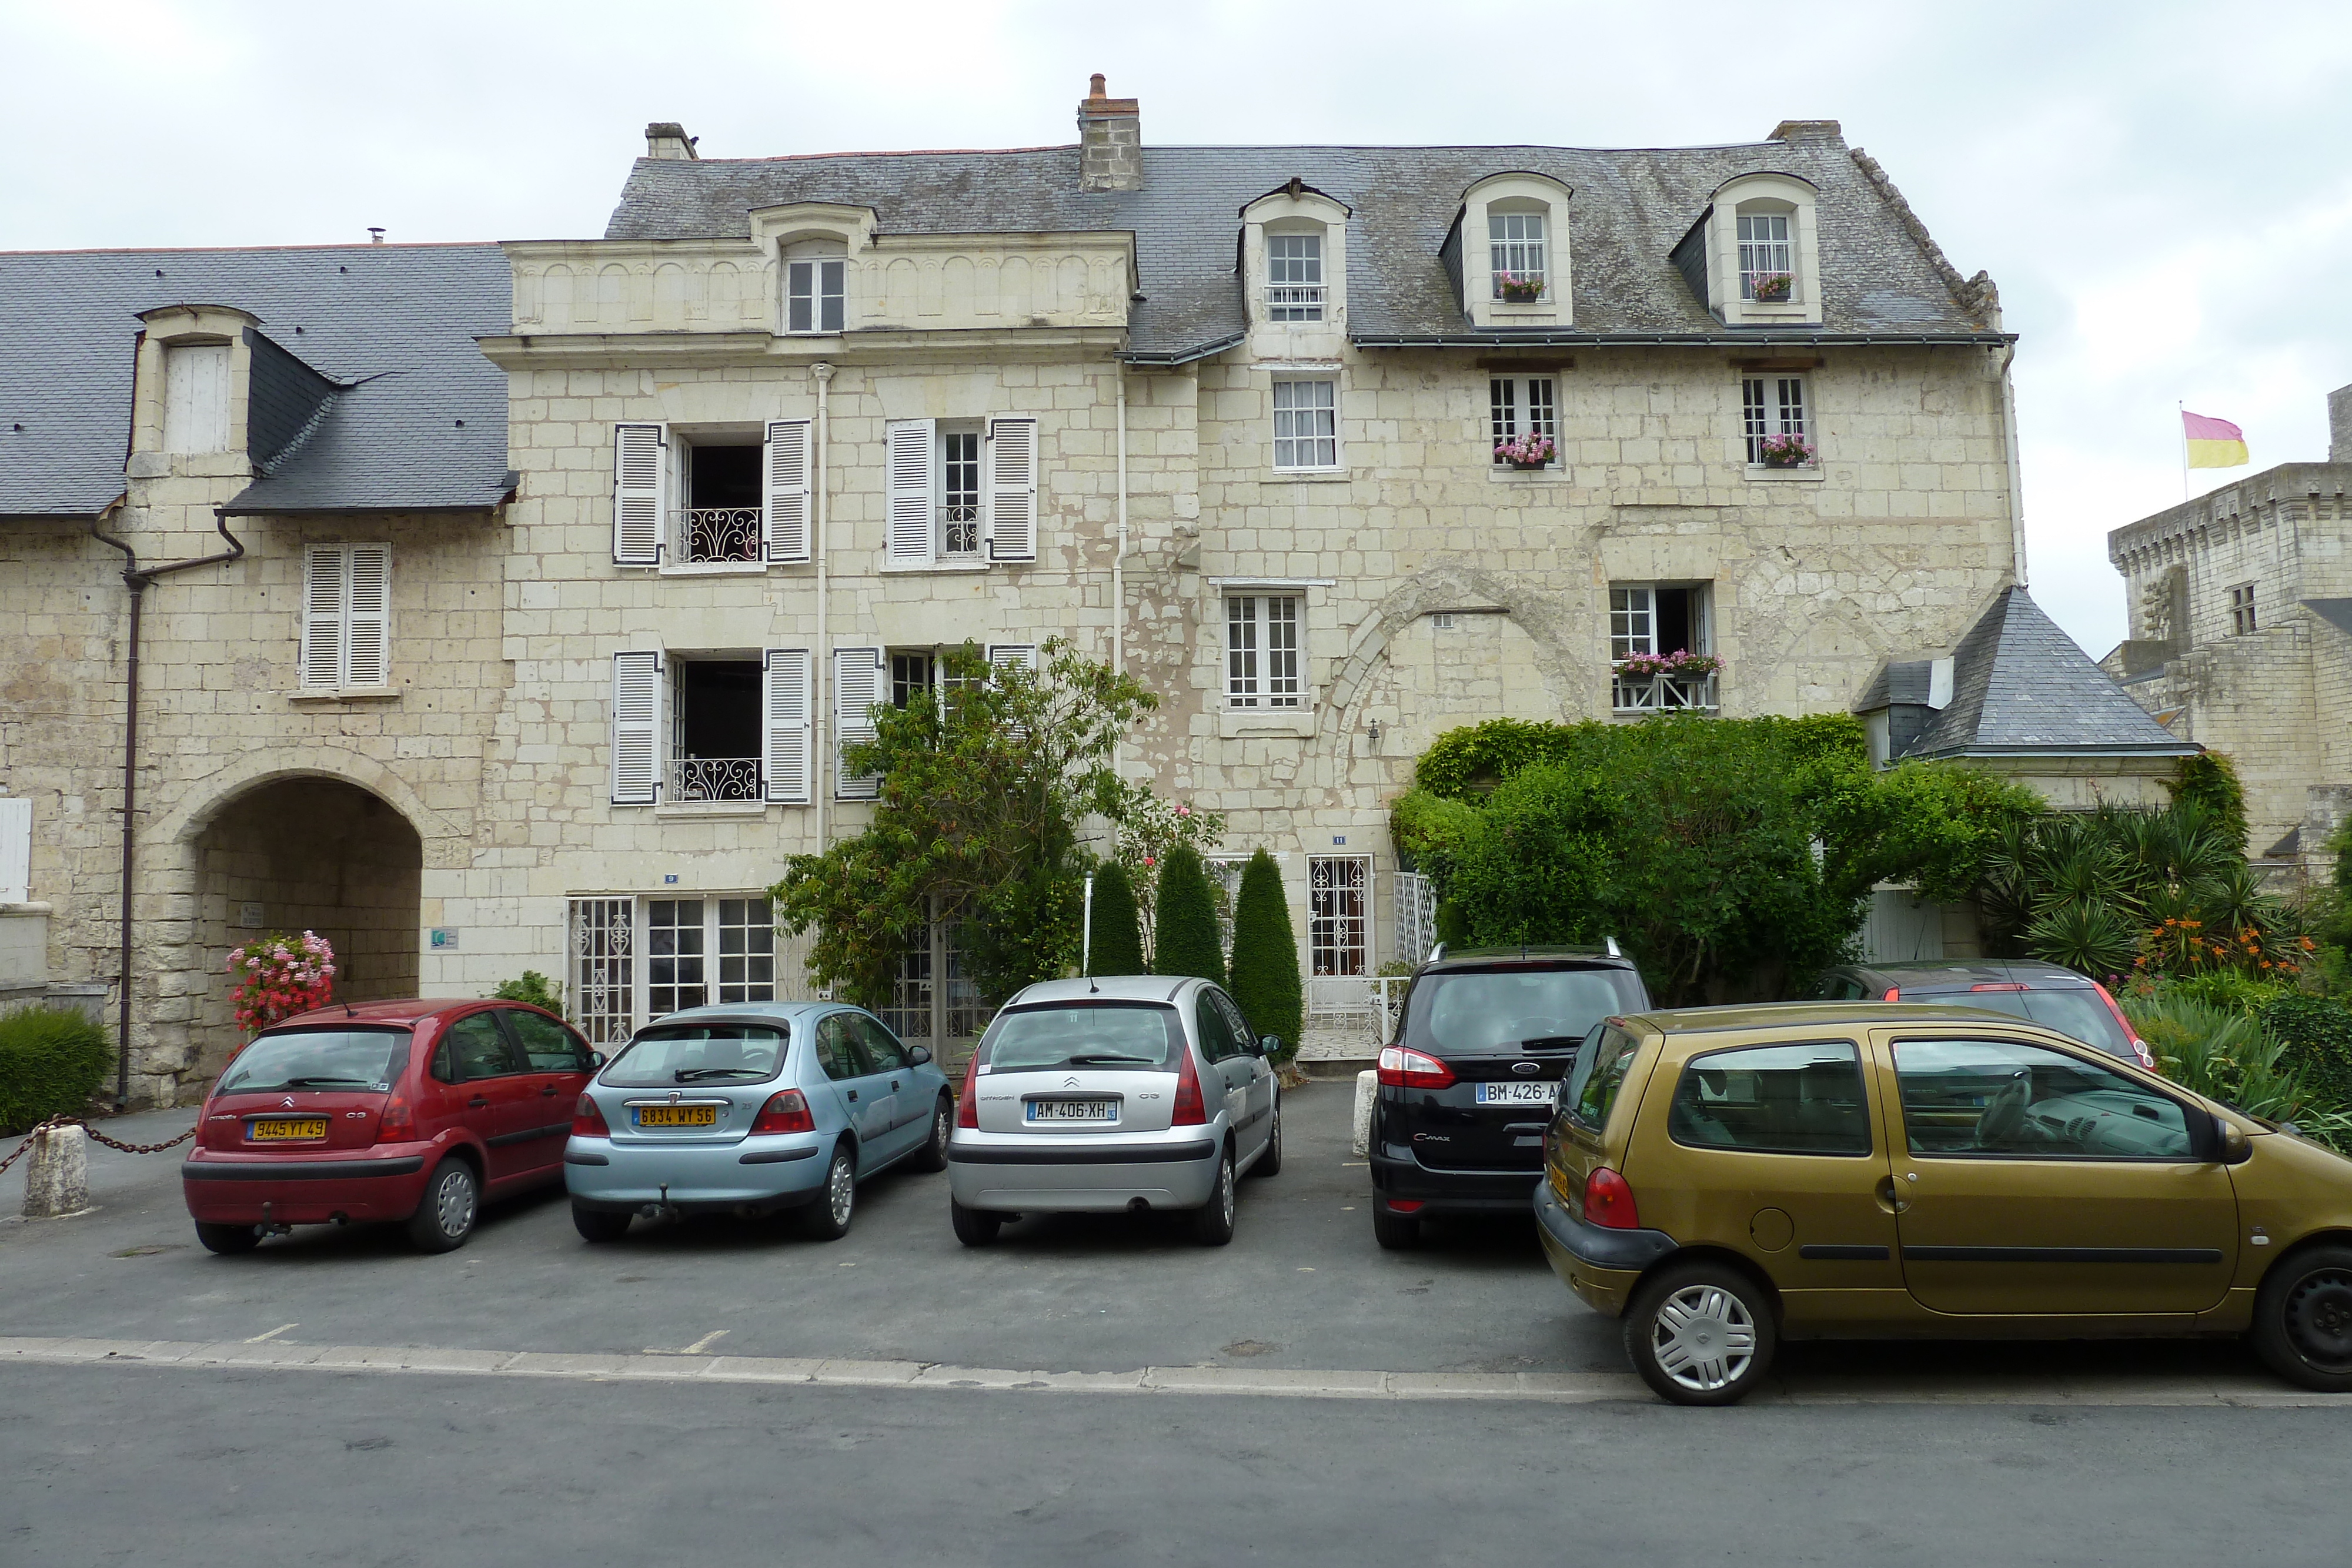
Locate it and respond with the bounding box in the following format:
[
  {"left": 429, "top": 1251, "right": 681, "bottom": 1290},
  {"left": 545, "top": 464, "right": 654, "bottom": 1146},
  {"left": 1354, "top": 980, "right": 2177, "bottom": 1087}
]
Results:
[{"left": 7, "top": 1086, "right": 2352, "bottom": 1565}]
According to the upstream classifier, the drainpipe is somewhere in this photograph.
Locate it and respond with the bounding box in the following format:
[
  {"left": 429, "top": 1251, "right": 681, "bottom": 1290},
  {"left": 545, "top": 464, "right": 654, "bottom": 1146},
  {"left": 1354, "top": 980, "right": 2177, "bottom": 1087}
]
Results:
[
  {"left": 811, "top": 362, "right": 834, "bottom": 848},
  {"left": 1114, "top": 363, "right": 1130, "bottom": 678},
  {"left": 88, "top": 500, "right": 248, "bottom": 1110},
  {"left": 1995, "top": 342, "right": 2029, "bottom": 588}
]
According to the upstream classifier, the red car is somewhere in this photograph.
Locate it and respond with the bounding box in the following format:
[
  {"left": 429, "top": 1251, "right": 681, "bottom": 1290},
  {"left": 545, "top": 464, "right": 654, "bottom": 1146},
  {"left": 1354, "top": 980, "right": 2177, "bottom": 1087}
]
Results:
[{"left": 182, "top": 998, "right": 599, "bottom": 1255}]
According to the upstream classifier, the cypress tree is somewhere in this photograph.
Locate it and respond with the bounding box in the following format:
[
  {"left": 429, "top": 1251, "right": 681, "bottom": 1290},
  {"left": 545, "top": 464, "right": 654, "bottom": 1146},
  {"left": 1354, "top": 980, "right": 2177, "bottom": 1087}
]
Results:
[
  {"left": 1088, "top": 862, "right": 1146, "bottom": 976},
  {"left": 1226, "top": 849, "right": 1302, "bottom": 1061},
  {"left": 1152, "top": 844, "right": 1225, "bottom": 985}
]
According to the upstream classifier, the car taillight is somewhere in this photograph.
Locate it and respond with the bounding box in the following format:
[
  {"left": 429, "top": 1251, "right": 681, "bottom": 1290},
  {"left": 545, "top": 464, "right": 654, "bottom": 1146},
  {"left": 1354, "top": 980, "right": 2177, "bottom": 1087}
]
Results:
[
  {"left": 1377, "top": 1045, "right": 1456, "bottom": 1089},
  {"left": 1883, "top": 987, "right": 1901, "bottom": 1002},
  {"left": 956, "top": 1047, "right": 984, "bottom": 1128},
  {"left": 376, "top": 1090, "right": 415, "bottom": 1142},
  {"left": 1171, "top": 1047, "right": 1208, "bottom": 1126},
  {"left": 751, "top": 1088, "right": 815, "bottom": 1135},
  {"left": 2089, "top": 981, "right": 2156, "bottom": 1069},
  {"left": 1583, "top": 1166, "right": 1639, "bottom": 1230},
  {"left": 572, "top": 1094, "right": 610, "bottom": 1138}
]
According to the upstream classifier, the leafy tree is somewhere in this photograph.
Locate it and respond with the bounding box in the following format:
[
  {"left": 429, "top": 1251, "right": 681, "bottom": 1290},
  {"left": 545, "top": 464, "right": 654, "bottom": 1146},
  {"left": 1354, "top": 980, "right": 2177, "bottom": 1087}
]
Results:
[
  {"left": 769, "top": 638, "right": 1155, "bottom": 1010},
  {"left": 2167, "top": 751, "right": 2250, "bottom": 855},
  {"left": 1152, "top": 844, "right": 1225, "bottom": 985},
  {"left": 492, "top": 970, "right": 562, "bottom": 1012},
  {"left": 1101, "top": 781, "right": 1224, "bottom": 958},
  {"left": 1226, "top": 850, "right": 1302, "bottom": 1060},
  {"left": 1087, "top": 861, "right": 1146, "bottom": 977}
]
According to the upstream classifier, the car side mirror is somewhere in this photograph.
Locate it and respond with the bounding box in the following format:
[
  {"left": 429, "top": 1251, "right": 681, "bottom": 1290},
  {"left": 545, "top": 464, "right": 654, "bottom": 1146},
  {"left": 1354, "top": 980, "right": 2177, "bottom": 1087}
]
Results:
[
  {"left": 1258, "top": 1034, "right": 1279, "bottom": 1057},
  {"left": 907, "top": 1045, "right": 933, "bottom": 1066},
  {"left": 2214, "top": 1114, "right": 2253, "bottom": 1166}
]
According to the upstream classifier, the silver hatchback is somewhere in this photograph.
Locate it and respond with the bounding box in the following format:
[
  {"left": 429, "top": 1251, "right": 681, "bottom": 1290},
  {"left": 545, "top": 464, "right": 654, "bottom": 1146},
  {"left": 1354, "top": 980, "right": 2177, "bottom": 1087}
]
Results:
[{"left": 946, "top": 975, "right": 1283, "bottom": 1246}]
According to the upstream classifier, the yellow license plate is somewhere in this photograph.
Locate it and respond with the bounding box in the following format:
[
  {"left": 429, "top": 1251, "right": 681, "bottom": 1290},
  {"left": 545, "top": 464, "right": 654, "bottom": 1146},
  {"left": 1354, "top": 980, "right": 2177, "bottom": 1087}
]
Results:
[
  {"left": 249, "top": 1118, "right": 329, "bottom": 1141},
  {"left": 634, "top": 1106, "right": 718, "bottom": 1128}
]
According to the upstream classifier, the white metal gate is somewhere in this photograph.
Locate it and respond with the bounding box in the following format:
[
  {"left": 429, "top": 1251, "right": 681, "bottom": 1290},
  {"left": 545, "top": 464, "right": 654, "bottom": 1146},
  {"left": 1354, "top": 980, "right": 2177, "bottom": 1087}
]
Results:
[
  {"left": 569, "top": 897, "right": 634, "bottom": 1048},
  {"left": 1393, "top": 870, "right": 1437, "bottom": 969}
]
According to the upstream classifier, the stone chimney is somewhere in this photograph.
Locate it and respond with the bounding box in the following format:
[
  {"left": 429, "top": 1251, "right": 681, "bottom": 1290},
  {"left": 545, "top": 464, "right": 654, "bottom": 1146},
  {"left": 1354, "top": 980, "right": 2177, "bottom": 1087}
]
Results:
[
  {"left": 1077, "top": 74, "right": 1141, "bottom": 193},
  {"left": 2330, "top": 383, "right": 2351, "bottom": 463},
  {"left": 1768, "top": 119, "right": 1844, "bottom": 144},
  {"left": 646, "top": 122, "right": 699, "bottom": 161}
]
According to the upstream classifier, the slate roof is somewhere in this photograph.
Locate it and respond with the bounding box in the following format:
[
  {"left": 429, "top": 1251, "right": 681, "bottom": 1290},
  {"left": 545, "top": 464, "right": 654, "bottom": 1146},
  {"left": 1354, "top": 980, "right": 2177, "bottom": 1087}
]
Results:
[
  {"left": 0, "top": 244, "right": 513, "bottom": 518},
  {"left": 603, "top": 137, "right": 2004, "bottom": 362},
  {"left": 1853, "top": 658, "right": 1937, "bottom": 711},
  {"left": 1906, "top": 587, "right": 2198, "bottom": 759}
]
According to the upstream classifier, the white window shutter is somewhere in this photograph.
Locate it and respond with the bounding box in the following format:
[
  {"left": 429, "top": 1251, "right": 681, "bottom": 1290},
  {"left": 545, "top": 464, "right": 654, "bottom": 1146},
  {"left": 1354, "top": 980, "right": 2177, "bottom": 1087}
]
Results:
[
  {"left": 886, "top": 419, "right": 935, "bottom": 565},
  {"left": 300, "top": 545, "right": 346, "bottom": 690},
  {"left": 985, "top": 416, "right": 1038, "bottom": 561},
  {"left": 343, "top": 545, "right": 391, "bottom": 688},
  {"left": 613, "top": 423, "right": 666, "bottom": 566},
  {"left": 0, "top": 796, "right": 31, "bottom": 904},
  {"left": 834, "top": 647, "right": 886, "bottom": 800},
  {"left": 985, "top": 643, "right": 1040, "bottom": 740},
  {"left": 763, "top": 419, "right": 811, "bottom": 563},
  {"left": 762, "top": 648, "right": 814, "bottom": 804},
  {"left": 611, "top": 651, "right": 663, "bottom": 805}
]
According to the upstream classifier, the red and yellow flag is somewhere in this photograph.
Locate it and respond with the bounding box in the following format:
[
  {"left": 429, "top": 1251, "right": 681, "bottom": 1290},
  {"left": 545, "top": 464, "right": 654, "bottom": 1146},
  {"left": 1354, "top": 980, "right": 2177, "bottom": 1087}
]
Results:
[{"left": 2183, "top": 411, "right": 2249, "bottom": 469}]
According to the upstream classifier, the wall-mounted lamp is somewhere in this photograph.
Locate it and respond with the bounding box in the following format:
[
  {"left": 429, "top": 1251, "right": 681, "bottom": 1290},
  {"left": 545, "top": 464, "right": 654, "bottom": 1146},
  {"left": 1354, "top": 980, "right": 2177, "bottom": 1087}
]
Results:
[{"left": 1367, "top": 717, "right": 1382, "bottom": 748}]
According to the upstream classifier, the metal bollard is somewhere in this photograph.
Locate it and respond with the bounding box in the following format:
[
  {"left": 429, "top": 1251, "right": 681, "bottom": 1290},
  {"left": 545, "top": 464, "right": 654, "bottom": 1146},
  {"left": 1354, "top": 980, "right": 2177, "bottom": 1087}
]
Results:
[
  {"left": 22, "top": 1124, "right": 93, "bottom": 1219},
  {"left": 1352, "top": 1069, "right": 1377, "bottom": 1158}
]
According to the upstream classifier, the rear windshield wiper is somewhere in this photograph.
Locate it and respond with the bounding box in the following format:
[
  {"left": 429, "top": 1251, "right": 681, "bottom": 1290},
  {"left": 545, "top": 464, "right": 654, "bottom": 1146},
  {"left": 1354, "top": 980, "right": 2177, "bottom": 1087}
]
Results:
[
  {"left": 1063, "top": 1054, "right": 1162, "bottom": 1066},
  {"left": 674, "top": 1067, "right": 766, "bottom": 1081}
]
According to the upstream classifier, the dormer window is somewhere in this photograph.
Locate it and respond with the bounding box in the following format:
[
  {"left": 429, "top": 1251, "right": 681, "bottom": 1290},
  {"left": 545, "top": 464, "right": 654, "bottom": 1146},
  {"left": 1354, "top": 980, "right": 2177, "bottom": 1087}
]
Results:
[
  {"left": 1489, "top": 210, "right": 1548, "bottom": 300},
  {"left": 1736, "top": 212, "right": 1793, "bottom": 301},
  {"left": 1267, "top": 232, "right": 1325, "bottom": 322},
  {"left": 786, "top": 253, "right": 844, "bottom": 334}
]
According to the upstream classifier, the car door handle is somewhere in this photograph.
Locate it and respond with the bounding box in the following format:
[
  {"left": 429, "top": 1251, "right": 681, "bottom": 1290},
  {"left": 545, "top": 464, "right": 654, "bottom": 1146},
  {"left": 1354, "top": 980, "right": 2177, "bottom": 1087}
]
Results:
[
  {"left": 540, "top": 1084, "right": 559, "bottom": 1096},
  {"left": 846, "top": 1089, "right": 858, "bottom": 1102},
  {"left": 1875, "top": 1175, "right": 1909, "bottom": 1215},
  {"left": 468, "top": 1095, "right": 489, "bottom": 1109},
  {"left": 891, "top": 1079, "right": 901, "bottom": 1091}
]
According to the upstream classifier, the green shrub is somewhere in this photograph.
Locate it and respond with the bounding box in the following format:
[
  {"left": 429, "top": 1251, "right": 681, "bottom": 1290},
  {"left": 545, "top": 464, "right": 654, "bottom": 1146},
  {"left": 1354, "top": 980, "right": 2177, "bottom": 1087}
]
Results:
[
  {"left": 1087, "top": 862, "right": 1145, "bottom": 976},
  {"left": 1151, "top": 844, "right": 1225, "bottom": 986},
  {"left": 2167, "top": 969, "right": 2295, "bottom": 1017},
  {"left": 491, "top": 970, "right": 562, "bottom": 1013},
  {"left": 2168, "top": 751, "right": 2250, "bottom": 855},
  {"left": 1227, "top": 850, "right": 1302, "bottom": 1061},
  {"left": 2262, "top": 995, "right": 2352, "bottom": 1105},
  {"left": 0, "top": 1007, "right": 112, "bottom": 1135},
  {"left": 2122, "top": 991, "right": 2314, "bottom": 1124}
]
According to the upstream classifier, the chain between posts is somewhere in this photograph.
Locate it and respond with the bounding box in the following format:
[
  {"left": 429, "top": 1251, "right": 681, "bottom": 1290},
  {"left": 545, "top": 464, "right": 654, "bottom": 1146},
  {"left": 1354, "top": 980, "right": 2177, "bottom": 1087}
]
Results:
[{"left": 0, "top": 1115, "right": 197, "bottom": 1175}]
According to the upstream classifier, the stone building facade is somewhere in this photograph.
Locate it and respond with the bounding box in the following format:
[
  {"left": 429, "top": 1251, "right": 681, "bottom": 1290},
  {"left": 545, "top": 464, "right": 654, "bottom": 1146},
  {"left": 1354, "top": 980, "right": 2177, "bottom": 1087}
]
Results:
[
  {"left": 4, "top": 84, "right": 2036, "bottom": 1102},
  {"left": 2105, "top": 385, "right": 2352, "bottom": 875}
]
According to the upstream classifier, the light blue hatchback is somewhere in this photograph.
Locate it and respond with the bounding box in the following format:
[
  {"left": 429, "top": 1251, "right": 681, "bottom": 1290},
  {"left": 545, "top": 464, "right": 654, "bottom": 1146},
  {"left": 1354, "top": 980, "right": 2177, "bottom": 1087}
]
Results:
[{"left": 563, "top": 1001, "right": 954, "bottom": 1242}]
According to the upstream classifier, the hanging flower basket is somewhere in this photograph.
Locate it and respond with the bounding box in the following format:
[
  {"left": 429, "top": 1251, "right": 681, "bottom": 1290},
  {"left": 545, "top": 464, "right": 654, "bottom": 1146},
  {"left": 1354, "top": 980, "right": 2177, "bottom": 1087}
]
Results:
[
  {"left": 1750, "top": 272, "right": 1793, "bottom": 302},
  {"left": 1493, "top": 433, "right": 1556, "bottom": 469},
  {"left": 226, "top": 930, "right": 336, "bottom": 1040},
  {"left": 1496, "top": 271, "right": 1546, "bottom": 303},
  {"left": 1755, "top": 432, "right": 1815, "bottom": 468},
  {"left": 1615, "top": 650, "right": 1722, "bottom": 681}
]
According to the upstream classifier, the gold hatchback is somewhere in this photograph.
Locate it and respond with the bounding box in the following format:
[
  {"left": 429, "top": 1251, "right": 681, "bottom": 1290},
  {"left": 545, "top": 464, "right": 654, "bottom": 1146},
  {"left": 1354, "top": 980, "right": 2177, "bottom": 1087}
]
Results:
[{"left": 1535, "top": 1002, "right": 2352, "bottom": 1405}]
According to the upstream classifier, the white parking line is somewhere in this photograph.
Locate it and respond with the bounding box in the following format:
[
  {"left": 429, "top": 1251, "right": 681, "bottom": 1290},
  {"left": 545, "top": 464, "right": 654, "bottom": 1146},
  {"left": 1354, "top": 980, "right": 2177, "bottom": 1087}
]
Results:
[
  {"left": 244, "top": 1323, "right": 299, "bottom": 1343},
  {"left": 4, "top": 1336, "right": 2347, "bottom": 1407}
]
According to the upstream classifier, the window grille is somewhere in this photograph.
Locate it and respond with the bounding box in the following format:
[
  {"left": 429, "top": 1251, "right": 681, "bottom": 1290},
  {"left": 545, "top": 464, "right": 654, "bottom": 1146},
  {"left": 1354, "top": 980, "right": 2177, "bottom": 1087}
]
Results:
[
  {"left": 1267, "top": 233, "right": 1325, "bottom": 321},
  {"left": 1737, "top": 212, "right": 1793, "bottom": 300},
  {"left": 1227, "top": 594, "right": 1302, "bottom": 707},
  {"left": 1742, "top": 376, "right": 1810, "bottom": 464},
  {"left": 569, "top": 898, "right": 635, "bottom": 1048},
  {"left": 1488, "top": 212, "right": 1546, "bottom": 297},
  {"left": 1272, "top": 379, "right": 1338, "bottom": 469},
  {"left": 1309, "top": 856, "right": 1371, "bottom": 978}
]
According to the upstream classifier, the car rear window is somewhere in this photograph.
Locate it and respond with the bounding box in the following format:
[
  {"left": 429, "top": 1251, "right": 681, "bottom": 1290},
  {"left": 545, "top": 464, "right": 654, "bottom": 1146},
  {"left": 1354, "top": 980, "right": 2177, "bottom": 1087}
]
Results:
[
  {"left": 1668, "top": 1042, "right": 1872, "bottom": 1156},
  {"left": 602, "top": 1024, "right": 789, "bottom": 1087},
  {"left": 1563, "top": 1022, "right": 1642, "bottom": 1133},
  {"left": 1914, "top": 987, "right": 2133, "bottom": 1059},
  {"left": 218, "top": 1028, "right": 410, "bottom": 1095},
  {"left": 1402, "top": 965, "right": 1649, "bottom": 1057},
  {"left": 977, "top": 1002, "right": 1184, "bottom": 1073}
]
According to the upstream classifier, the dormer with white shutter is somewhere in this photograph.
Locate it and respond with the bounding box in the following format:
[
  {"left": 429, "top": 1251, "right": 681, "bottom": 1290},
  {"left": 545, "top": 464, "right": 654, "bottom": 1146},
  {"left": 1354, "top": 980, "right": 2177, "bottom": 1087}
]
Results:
[{"left": 131, "top": 305, "right": 260, "bottom": 473}]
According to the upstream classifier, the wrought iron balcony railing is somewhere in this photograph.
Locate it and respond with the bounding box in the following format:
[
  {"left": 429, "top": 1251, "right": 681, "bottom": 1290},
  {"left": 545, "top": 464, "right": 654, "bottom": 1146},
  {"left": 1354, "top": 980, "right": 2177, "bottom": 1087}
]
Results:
[
  {"left": 671, "top": 507, "right": 764, "bottom": 565},
  {"left": 667, "top": 757, "right": 763, "bottom": 802}
]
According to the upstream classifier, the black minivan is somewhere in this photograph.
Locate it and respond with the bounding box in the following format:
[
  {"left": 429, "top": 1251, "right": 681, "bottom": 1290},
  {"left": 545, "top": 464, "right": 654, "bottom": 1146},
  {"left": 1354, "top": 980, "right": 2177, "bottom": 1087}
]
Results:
[{"left": 1368, "top": 945, "right": 1651, "bottom": 1248}]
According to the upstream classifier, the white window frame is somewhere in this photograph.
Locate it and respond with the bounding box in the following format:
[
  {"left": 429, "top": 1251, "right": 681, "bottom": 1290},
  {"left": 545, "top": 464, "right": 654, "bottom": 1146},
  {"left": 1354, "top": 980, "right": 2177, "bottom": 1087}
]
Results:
[
  {"left": 1489, "top": 375, "right": 1558, "bottom": 465},
  {"left": 1737, "top": 210, "right": 1794, "bottom": 302},
  {"left": 1742, "top": 375, "right": 1813, "bottom": 466},
  {"left": 299, "top": 543, "right": 392, "bottom": 691},
  {"left": 1266, "top": 231, "right": 1325, "bottom": 322},
  {"left": 786, "top": 258, "right": 845, "bottom": 335},
  {"left": 1609, "top": 583, "right": 1718, "bottom": 713},
  {"left": 1225, "top": 593, "right": 1304, "bottom": 709},
  {"left": 1271, "top": 378, "right": 1339, "bottom": 472},
  {"left": 939, "top": 422, "right": 984, "bottom": 560},
  {"left": 1488, "top": 210, "right": 1548, "bottom": 300}
]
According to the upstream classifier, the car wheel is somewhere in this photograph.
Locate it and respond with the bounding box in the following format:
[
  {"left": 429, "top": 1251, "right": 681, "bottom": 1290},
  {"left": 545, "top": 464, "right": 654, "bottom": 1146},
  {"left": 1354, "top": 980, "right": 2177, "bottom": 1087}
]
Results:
[
  {"left": 572, "top": 1203, "right": 632, "bottom": 1243},
  {"left": 950, "top": 1198, "right": 1002, "bottom": 1246},
  {"left": 1371, "top": 1203, "right": 1418, "bottom": 1251},
  {"left": 2253, "top": 1243, "right": 2352, "bottom": 1392},
  {"left": 911, "top": 1096, "right": 953, "bottom": 1174},
  {"left": 801, "top": 1144, "right": 857, "bottom": 1241},
  {"left": 404, "top": 1158, "right": 480, "bottom": 1253},
  {"left": 1623, "top": 1261, "right": 1777, "bottom": 1406},
  {"left": 1247, "top": 1095, "right": 1283, "bottom": 1178},
  {"left": 1189, "top": 1145, "right": 1237, "bottom": 1246},
  {"left": 194, "top": 1221, "right": 262, "bottom": 1256}
]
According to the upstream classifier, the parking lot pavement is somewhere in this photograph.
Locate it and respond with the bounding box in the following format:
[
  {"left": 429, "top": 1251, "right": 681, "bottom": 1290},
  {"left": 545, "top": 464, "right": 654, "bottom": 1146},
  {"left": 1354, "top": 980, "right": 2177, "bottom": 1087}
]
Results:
[{"left": 0, "top": 1087, "right": 2300, "bottom": 1395}]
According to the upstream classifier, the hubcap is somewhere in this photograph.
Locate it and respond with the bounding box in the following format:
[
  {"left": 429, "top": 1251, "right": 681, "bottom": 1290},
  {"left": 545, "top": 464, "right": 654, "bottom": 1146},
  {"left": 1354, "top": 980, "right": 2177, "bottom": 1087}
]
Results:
[
  {"left": 2285, "top": 1269, "right": 2352, "bottom": 1370},
  {"left": 934, "top": 1106, "right": 950, "bottom": 1154},
  {"left": 829, "top": 1155, "right": 855, "bottom": 1227},
  {"left": 436, "top": 1170, "right": 475, "bottom": 1237},
  {"left": 1651, "top": 1284, "right": 1756, "bottom": 1392},
  {"left": 1219, "top": 1159, "right": 1234, "bottom": 1225}
]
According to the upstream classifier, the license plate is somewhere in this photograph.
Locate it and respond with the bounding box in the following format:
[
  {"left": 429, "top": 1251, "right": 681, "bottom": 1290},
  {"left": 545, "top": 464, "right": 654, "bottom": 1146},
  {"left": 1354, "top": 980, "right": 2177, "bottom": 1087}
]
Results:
[
  {"left": 248, "top": 1118, "right": 329, "bottom": 1141},
  {"left": 1027, "top": 1099, "right": 1117, "bottom": 1122},
  {"left": 1475, "top": 1081, "right": 1556, "bottom": 1105},
  {"left": 633, "top": 1105, "right": 719, "bottom": 1128}
]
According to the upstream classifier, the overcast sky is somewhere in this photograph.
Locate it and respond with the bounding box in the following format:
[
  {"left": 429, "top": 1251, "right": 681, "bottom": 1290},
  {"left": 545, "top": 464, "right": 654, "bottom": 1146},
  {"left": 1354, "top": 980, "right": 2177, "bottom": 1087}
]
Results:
[{"left": 7, "top": 0, "right": 2346, "bottom": 656}]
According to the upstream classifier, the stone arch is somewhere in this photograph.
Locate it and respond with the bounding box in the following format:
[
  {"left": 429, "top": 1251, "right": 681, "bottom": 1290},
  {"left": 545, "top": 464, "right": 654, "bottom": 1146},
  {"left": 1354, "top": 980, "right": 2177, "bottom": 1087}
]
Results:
[{"left": 159, "top": 747, "right": 463, "bottom": 852}]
